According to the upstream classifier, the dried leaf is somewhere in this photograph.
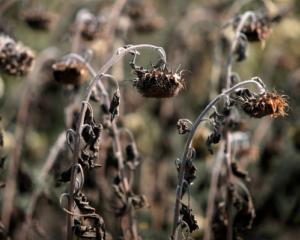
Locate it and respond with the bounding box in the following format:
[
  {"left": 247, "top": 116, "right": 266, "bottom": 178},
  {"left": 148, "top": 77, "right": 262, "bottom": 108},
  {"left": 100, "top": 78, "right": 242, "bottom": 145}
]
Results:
[
  {"left": 180, "top": 203, "right": 198, "bottom": 232},
  {"left": 109, "top": 90, "right": 120, "bottom": 121}
]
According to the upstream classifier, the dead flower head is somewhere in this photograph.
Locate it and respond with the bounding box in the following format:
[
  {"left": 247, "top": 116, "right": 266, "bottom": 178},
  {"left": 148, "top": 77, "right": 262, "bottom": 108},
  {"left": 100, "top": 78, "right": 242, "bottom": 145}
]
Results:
[
  {"left": 0, "top": 35, "right": 35, "bottom": 76},
  {"left": 241, "top": 17, "right": 272, "bottom": 42},
  {"left": 75, "top": 9, "right": 102, "bottom": 41},
  {"left": 52, "top": 58, "right": 88, "bottom": 85},
  {"left": 21, "top": 8, "right": 56, "bottom": 31},
  {"left": 234, "top": 13, "right": 276, "bottom": 42},
  {"left": 236, "top": 90, "right": 288, "bottom": 118},
  {"left": 126, "top": 0, "right": 165, "bottom": 33},
  {"left": 132, "top": 59, "right": 185, "bottom": 98},
  {"left": 237, "top": 8, "right": 288, "bottom": 42},
  {"left": 135, "top": 16, "right": 165, "bottom": 33}
]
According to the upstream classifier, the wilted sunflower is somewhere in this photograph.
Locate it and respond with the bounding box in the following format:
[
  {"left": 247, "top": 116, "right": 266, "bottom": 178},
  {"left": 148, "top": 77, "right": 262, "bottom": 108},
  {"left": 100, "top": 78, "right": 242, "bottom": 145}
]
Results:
[
  {"left": 52, "top": 58, "right": 88, "bottom": 85},
  {"left": 236, "top": 90, "right": 288, "bottom": 118},
  {"left": 0, "top": 35, "right": 35, "bottom": 76},
  {"left": 132, "top": 60, "right": 185, "bottom": 98},
  {"left": 240, "top": 17, "right": 272, "bottom": 42},
  {"left": 21, "top": 8, "right": 56, "bottom": 31}
]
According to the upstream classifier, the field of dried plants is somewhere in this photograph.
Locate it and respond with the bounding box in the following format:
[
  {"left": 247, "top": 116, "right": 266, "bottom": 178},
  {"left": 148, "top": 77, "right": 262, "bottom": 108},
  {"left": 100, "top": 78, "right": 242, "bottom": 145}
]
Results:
[{"left": 0, "top": 0, "right": 299, "bottom": 239}]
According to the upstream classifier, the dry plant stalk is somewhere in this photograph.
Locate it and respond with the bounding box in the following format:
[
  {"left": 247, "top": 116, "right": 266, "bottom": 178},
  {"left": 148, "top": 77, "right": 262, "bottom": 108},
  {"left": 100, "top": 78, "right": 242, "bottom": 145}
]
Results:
[
  {"left": 1, "top": 47, "right": 58, "bottom": 229},
  {"left": 62, "top": 44, "right": 167, "bottom": 240},
  {"left": 171, "top": 6, "right": 288, "bottom": 240}
]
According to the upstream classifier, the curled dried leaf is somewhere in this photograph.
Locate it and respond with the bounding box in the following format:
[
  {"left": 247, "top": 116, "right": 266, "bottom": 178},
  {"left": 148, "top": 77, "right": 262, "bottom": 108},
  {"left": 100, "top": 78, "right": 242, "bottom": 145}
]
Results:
[
  {"left": 180, "top": 203, "right": 198, "bottom": 233},
  {"left": 109, "top": 89, "right": 120, "bottom": 121},
  {"left": 125, "top": 144, "right": 139, "bottom": 169},
  {"left": 231, "top": 162, "right": 250, "bottom": 182}
]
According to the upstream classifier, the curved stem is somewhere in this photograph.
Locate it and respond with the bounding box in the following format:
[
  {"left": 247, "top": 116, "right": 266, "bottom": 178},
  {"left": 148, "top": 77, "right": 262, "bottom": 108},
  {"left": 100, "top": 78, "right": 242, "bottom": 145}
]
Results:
[
  {"left": 67, "top": 44, "right": 166, "bottom": 240},
  {"left": 225, "top": 11, "right": 256, "bottom": 88},
  {"left": 203, "top": 142, "right": 225, "bottom": 240},
  {"left": 18, "top": 131, "right": 66, "bottom": 239},
  {"left": 1, "top": 48, "right": 58, "bottom": 229},
  {"left": 171, "top": 79, "right": 264, "bottom": 239}
]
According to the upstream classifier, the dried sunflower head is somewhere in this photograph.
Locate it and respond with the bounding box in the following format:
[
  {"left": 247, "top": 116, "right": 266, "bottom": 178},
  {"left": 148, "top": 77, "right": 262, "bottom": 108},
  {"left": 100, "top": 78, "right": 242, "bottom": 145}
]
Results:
[
  {"left": 52, "top": 58, "right": 88, "bottom": 85},
  {"left": 239, "top": 91, "right": 288, "bottom": 118},
  {"left": 126, "top": 0, "right": 155, "bottom": 20},
  {"left": 0, "top": 35, "right": 35, "bottom": 76},
  {"left": 21, "top": 8, "right": 56, "bottom": 31},
  {"left": 135, "top": 16, "right": 165, "bottom": 33},
  {"left": 241, "top": 17, "right": 272, "bottom": 42},
  {"left": 75, "top": 9, "right": 102, "bottom": 41},
  {"left": 126, "top": 0, "right": 165, "bottom": 33},
  {"left": 238, "top": 8, "right": 288, "bottom": 42},
  {"left": 132, "top": 61, "right": 185, "bottom": 98}
]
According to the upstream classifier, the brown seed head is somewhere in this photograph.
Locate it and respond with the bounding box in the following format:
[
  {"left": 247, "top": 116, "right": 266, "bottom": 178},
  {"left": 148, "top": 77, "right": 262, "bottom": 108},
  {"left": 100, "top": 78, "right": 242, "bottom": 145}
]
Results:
[
  {"left": 52, "top": 58, "right": 88, "bottom": 85},
  {"left": 135, "top": 16, "right": 165, "bottom": 33},
  {"left": 235, "top": 16, "right": 272, "bottom": 42},
  {"left": 22, "top": 8, "right": 55, "bottom": 31},
  {"left": 0, "top": 35, "right": 35, "bottom": 76},
  {"left": 241, "top": 92, "right": 288, "bottom": 118},
  {"left": 133, "top": 67, "right": 185, "bottom": 98}
]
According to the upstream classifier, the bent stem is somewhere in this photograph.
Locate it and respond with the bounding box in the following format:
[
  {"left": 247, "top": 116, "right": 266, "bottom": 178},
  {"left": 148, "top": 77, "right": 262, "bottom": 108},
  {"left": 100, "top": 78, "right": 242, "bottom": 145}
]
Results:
[
  {"left": 171, "top": 78, "right": 264, "bottom": 239},
  {"left": 203, "top": 142, "right": 225, "bottom": 240},
  {"left": 222, "top": 11, "right": 255, "bottom": 240},
  {"left": 67, "top": 44, "right": 166, "bottom": 240},
  {"left": 225, "top": 11, "right": 256, "bottom": 88},
  {"left": 18, "top": 131, "right": 66, "bottom": 239},
  {"left": 1, "top": 48, "right": 58, "bottom": 229}
]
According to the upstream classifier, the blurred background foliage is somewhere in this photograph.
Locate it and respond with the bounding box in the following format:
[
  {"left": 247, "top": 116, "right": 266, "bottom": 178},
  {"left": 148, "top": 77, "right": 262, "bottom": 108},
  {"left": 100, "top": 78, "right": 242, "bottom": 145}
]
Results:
[{"left": 0, "top": 0, "right": 299, "bottom": 239}]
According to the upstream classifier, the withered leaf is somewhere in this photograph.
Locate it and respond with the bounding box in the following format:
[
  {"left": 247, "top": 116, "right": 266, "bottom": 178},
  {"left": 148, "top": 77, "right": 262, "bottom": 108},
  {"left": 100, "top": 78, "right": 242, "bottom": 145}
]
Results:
[
  {"left": 0, "top": 157, "right": 6, "bottom": 169},
  {"left": 206, "top": 131, "right": 221, "bottom": 154},
  {"left": 131, "top": 194, "right": 148, "bottom": 209},
  {"left": 231, "top": 162, "right": 250, "bottom": 181},
  {"left": 109, "top": 90, "right": 120, "bottom": 122},
  {"left": 180, "top": 203, "right": 198, "bottom": 232},
  {"left": 184, "top": 159, "right": 197, "bottom": 184},
  {"left": 125, "top": 144, "right": 139, "bottom": 170},
  {"left": 59, "top": 167, "right": 72, "bottom": 182}
]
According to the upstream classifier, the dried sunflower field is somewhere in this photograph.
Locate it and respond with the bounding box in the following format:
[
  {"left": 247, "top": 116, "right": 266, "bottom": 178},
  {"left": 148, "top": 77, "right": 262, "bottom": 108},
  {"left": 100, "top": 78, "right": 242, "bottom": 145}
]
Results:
[{"left": 0, "top": 0, "right": 299, "bottom": 239}]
